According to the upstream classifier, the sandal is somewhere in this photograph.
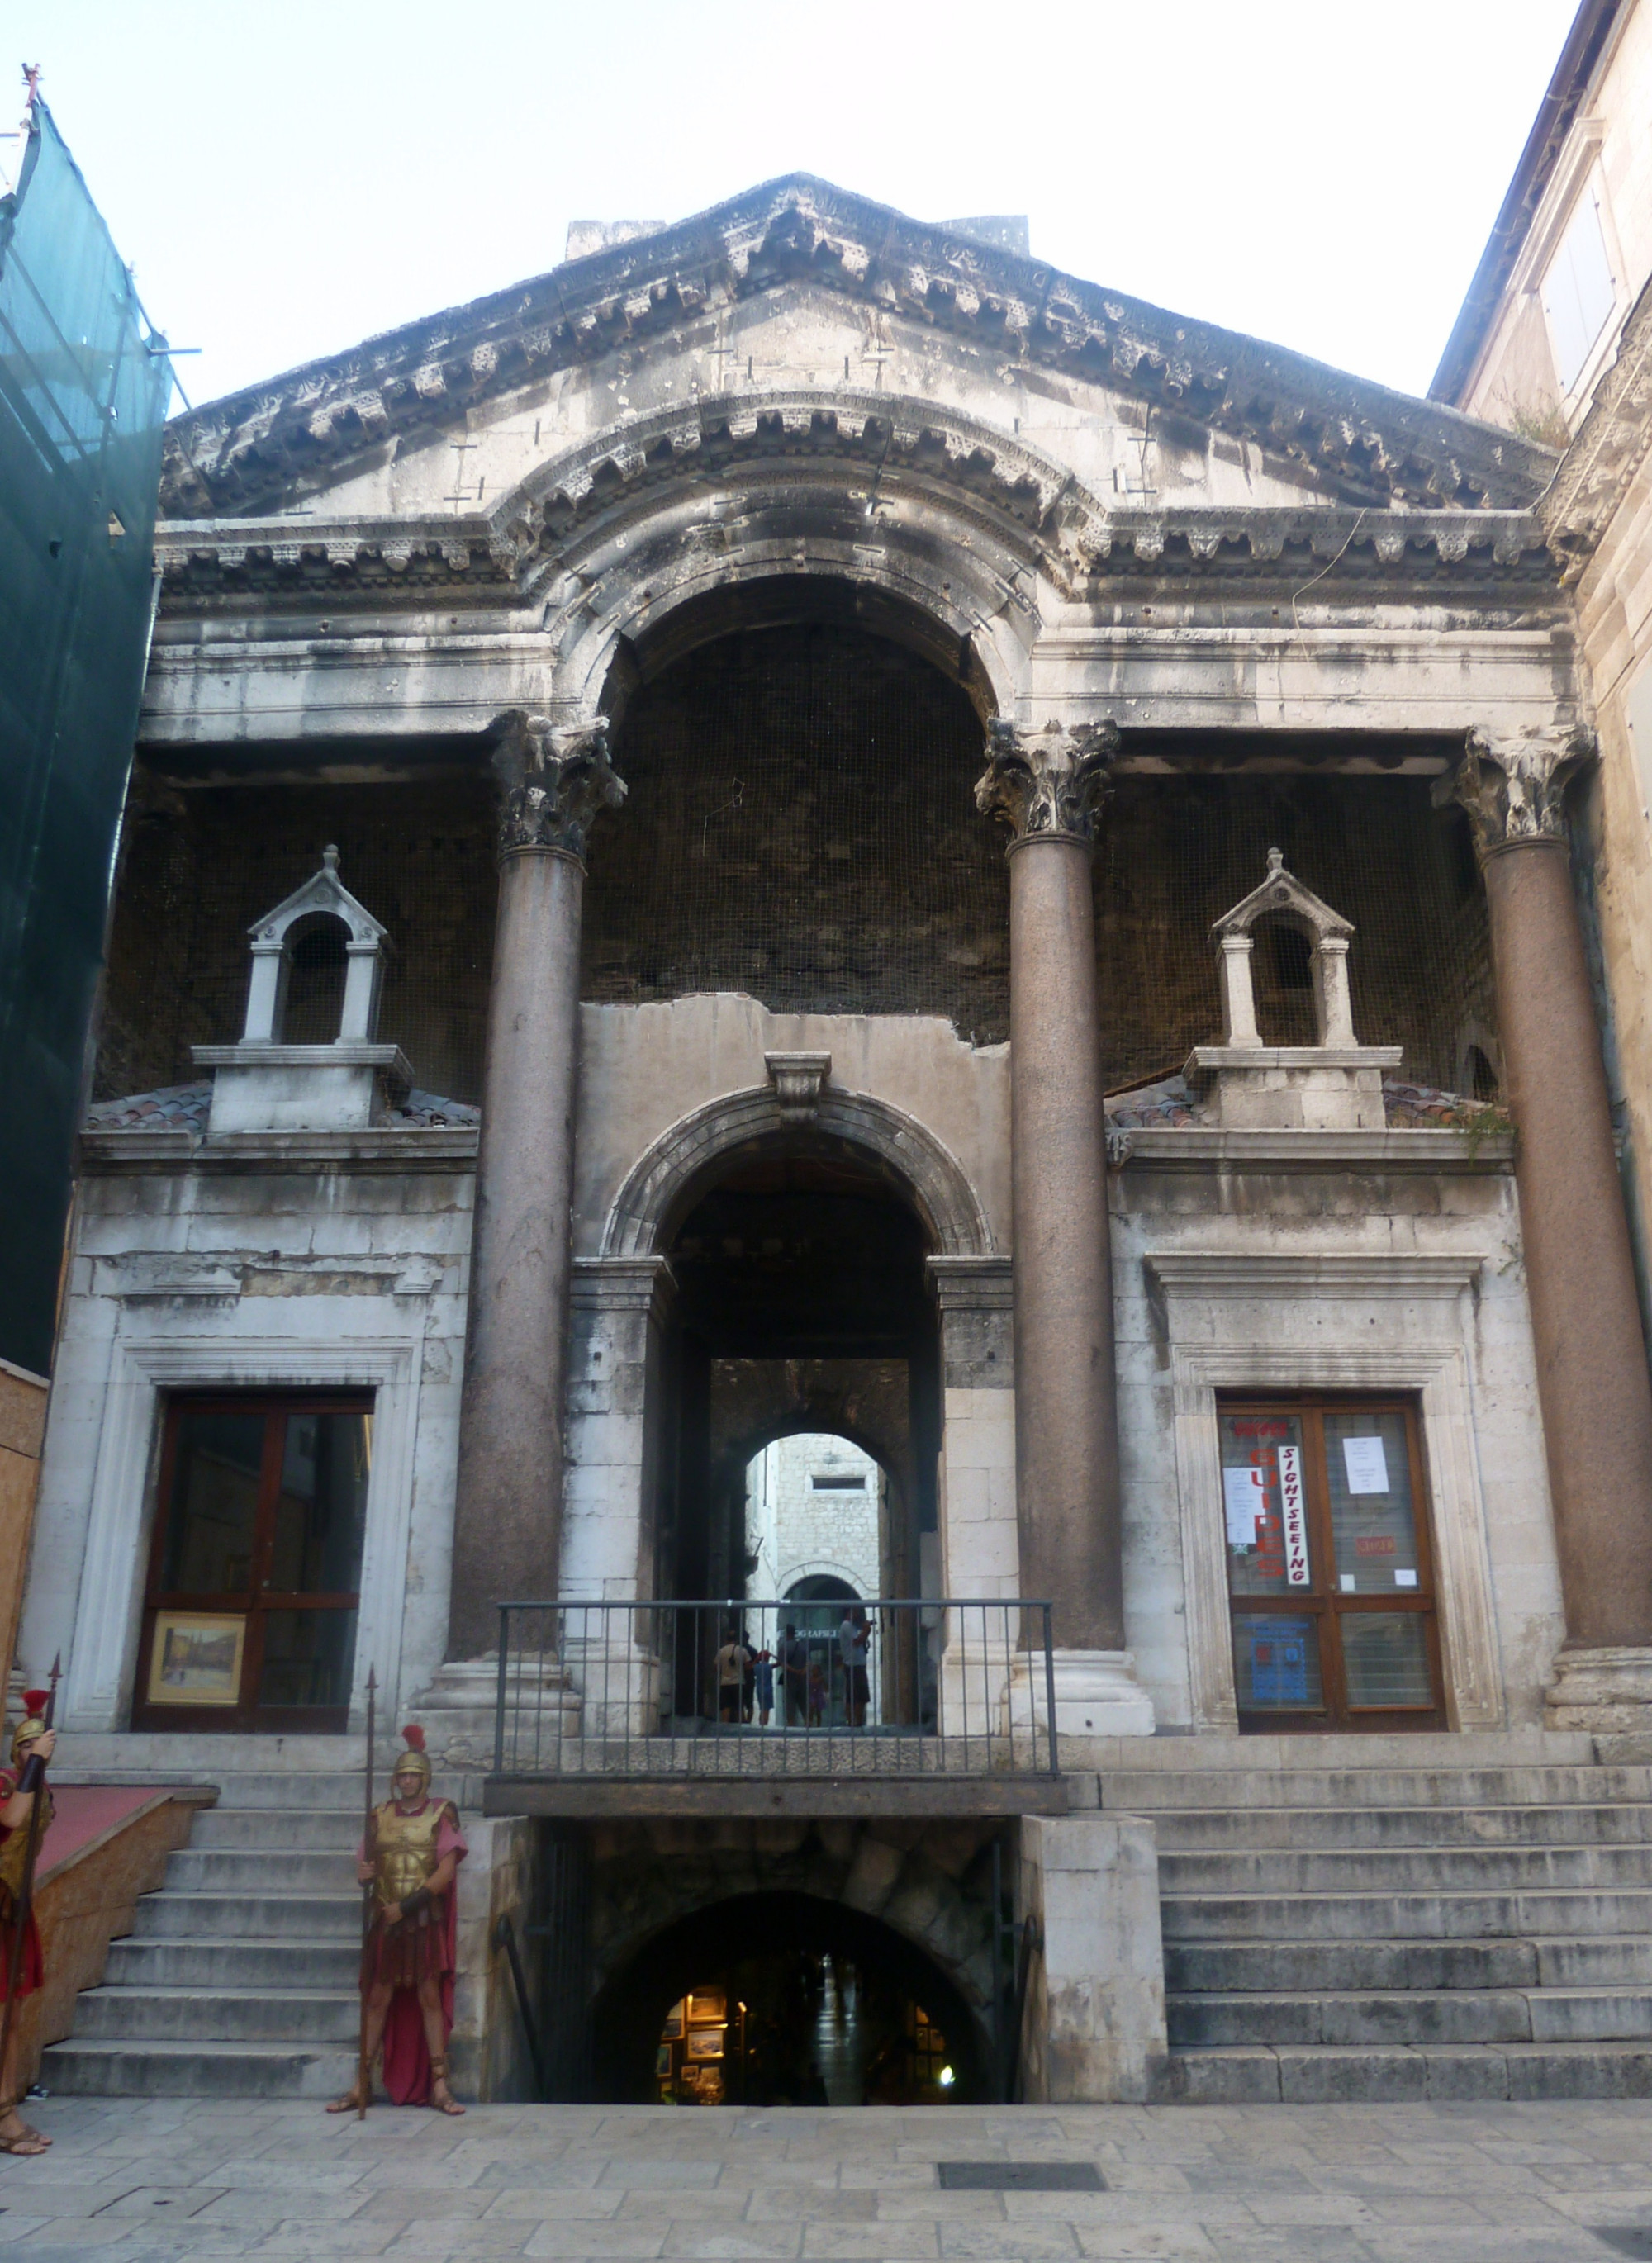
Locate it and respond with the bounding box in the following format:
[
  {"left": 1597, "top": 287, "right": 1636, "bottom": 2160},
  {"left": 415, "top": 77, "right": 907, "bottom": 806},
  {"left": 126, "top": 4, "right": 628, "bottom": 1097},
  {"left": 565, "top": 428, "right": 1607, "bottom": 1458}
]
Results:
[
  {"left": 0, "top": 2109, "right": 50, "bottom": 2155},
  {"left": 325, "top": 2085, "right": 369, "bottom": 2114},
  {"left": 428, "top": 2057, "right": 465, "bottom": 2116}
]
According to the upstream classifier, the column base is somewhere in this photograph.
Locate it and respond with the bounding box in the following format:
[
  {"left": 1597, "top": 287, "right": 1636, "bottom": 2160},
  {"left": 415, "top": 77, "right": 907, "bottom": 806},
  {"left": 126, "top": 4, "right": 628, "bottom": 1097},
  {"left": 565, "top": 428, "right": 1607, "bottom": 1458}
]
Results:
[
  {"left": 1013, "top": 1649, "right": 1156, "bottom": 1739},
  {"left": 1544, "top": 1645, "right": 1652, "bottom": 1739},
  {"left": 412, "top": 1654, "right": 579, "bottom": 1768}
]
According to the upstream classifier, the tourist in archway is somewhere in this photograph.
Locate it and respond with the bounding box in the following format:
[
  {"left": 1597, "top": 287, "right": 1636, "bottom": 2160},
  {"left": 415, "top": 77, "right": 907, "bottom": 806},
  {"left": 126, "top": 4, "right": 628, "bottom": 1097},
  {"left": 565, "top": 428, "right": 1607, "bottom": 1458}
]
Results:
[{"left": 839, "top": 1606, "right": 870, "bottom": 1728}]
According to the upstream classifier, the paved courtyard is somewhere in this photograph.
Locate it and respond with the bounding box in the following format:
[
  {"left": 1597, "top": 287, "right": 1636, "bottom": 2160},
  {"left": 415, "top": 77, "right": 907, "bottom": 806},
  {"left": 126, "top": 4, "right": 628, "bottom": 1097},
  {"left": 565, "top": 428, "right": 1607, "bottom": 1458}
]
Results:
[{"left": 0, "top": 2098, "right": 1648, "bottom": 2261}]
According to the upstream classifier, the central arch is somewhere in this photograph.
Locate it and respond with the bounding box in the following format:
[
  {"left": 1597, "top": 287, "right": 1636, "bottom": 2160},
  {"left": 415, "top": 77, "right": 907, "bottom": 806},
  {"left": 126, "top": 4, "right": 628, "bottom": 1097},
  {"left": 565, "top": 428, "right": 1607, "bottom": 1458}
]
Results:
[{"left": 602, "top": 1083, "right": 995, "bottom": 1261}]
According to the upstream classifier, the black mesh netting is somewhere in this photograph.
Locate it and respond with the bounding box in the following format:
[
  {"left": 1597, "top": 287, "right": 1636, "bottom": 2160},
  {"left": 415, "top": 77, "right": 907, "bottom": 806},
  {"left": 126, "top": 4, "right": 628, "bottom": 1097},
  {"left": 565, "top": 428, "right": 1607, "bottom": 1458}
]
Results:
[
  {"left": 1095, "top": 774, "right": 1495, "bottom": 1094},
  {"left": 97, "top": 629, "right": 1497, "bottom": 1113},
  {"left": 582, "top": 622, "right": 1009, "bottom": 1036},
  {"left": 96, "top": 776, "right": 496, "bottom": 1105}
]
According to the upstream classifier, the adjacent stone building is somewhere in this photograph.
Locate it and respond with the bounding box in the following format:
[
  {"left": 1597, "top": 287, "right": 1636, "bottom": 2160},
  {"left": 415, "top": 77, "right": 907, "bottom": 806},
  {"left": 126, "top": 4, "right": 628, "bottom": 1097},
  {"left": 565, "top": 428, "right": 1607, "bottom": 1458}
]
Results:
[{"left": 23, "top": 148, "right": 1652, "bottom": 2104}]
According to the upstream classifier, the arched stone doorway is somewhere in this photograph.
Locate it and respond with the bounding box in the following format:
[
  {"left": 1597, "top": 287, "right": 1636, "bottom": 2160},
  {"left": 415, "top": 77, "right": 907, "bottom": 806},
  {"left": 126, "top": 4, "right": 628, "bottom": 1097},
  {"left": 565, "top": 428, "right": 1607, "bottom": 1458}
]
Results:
[{"left": 586, "top": 1802, "right": 1007, "bottom": 2102}]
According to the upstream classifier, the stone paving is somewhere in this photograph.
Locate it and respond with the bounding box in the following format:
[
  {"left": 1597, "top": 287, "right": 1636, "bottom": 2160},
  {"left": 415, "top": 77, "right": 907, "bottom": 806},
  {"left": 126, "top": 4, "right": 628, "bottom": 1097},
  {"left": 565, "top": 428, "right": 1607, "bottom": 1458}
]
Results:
[{"left": 0, "top": 2097, "right": 1649, "bottom": 2261}]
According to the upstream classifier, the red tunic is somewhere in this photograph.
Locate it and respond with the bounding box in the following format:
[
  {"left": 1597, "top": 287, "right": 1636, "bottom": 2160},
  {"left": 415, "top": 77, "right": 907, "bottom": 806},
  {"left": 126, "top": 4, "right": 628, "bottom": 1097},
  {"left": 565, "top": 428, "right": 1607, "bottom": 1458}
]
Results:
[{"left": 0, "top": 1772, "right": 45, "bottom": 2003}]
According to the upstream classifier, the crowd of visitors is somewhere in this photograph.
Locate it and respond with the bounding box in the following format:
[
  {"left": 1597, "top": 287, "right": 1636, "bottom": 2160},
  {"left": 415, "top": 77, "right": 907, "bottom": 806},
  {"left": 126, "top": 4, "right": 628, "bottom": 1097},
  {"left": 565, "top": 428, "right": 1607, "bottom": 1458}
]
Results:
[{"left": 712, "top": 1607, "right": 871, "bottom": 1727}]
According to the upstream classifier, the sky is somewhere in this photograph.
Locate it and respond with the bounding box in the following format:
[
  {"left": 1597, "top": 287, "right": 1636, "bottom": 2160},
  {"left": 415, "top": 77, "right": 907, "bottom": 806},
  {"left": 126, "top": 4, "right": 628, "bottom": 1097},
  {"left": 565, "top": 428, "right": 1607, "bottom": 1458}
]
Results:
[{"left": 9, "top": 0, "right": 1582, "bottom": 415}]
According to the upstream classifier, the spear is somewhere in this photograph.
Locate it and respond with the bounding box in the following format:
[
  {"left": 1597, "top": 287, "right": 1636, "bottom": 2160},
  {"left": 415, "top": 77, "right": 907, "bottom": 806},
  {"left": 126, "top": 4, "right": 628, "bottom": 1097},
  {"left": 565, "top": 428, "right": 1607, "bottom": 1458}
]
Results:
[
  {"left": 0, "top": 1655, "right": 59, "bottom": 2110},
  {"left": 357, "top": 1665, "right": 376, "bottom": 2119}
]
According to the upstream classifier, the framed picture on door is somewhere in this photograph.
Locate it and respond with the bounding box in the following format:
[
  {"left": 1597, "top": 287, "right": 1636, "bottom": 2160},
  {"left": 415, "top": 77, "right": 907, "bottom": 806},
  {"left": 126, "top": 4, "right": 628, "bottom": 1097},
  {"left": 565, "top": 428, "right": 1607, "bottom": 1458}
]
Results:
[{"left": 147, "top": 1612, "right": 246, "bottom": 1706}]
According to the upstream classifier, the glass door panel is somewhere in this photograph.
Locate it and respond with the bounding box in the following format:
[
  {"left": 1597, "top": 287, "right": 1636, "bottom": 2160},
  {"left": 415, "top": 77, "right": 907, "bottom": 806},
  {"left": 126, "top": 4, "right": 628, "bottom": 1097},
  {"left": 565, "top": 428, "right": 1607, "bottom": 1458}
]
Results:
[
  {"left": 139, "top": 1396, "right": 370, "bottom": 1731},
  {"left": 1323, "top": 1411, "right": 1421, "bottom": 1596},
  {"left": 1220, "top": 1409, "right": 1327, "bottom": 1722}
]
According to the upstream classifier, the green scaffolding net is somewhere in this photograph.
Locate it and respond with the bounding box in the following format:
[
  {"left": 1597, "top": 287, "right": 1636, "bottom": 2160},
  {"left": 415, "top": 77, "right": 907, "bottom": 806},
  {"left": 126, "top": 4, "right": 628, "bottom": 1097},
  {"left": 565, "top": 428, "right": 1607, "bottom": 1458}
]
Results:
[{"left": 0, "top": 97, "right": 171, "bottom": 1373}]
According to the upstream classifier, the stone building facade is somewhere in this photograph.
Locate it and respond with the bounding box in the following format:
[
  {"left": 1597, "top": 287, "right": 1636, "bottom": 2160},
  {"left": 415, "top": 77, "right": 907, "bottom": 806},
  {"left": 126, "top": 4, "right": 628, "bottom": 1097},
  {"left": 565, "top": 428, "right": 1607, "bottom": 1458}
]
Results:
[{"left": 22, "top": 167, "right": 1652, "bottom": 2104}]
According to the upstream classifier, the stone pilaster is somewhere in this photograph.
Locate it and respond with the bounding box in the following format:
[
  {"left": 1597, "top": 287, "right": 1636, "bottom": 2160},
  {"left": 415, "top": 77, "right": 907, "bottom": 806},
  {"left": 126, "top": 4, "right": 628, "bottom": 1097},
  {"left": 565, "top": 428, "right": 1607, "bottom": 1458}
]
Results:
[
  {"left": 976, "top": 720, "right": 1152, "bottom": 1736},
  {"left": 1442, "top": 727, "right": 1652, "bottom": 1735},
  {"left": 445, "top": 713, "right": 626, "bottom": 1664}
]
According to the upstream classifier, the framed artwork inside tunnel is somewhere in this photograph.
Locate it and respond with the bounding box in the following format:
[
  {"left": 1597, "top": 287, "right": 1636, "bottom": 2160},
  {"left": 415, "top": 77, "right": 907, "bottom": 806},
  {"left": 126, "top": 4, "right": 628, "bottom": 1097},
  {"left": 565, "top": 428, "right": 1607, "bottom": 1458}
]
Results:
[
  {"left": 134, "top": 1392, "right": 372, "bottom": 1733},
  {"left": 1218, "top": 1395, "right": 1445, "bottom": 1732}
]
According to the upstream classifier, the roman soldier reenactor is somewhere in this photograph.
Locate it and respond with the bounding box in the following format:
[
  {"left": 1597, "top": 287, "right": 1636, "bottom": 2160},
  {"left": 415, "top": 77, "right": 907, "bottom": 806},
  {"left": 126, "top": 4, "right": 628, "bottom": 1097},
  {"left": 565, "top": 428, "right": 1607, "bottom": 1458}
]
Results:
[
  {"left": 0, "top": 1693, "right": 55, "bottom": 2156},
  {"left": 329, "top": 1723, "right": 467, "bottom": 2115}
]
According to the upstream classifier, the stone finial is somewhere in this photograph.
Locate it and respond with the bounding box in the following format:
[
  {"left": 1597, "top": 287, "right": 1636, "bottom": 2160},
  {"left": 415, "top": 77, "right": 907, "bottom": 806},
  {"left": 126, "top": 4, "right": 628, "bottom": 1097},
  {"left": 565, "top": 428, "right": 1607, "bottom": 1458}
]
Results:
[
  {"left": 1186, "top": 849, "right": 1398, "bottom": 1127},
  {"left": 491, "top": 709, "right": 627, "bottom": 861},
  {"left": 240, "top": 845, "right": 389, "bottom": 1046},
  {"left": 1208, "top": 849, "right": 1357, "bottom": 1053},
  {"left": 1436, "top": 726, "right": 1596, "bottom": 860},
  {"left": 975, "top": 718, "right": 1120, "bottom": 847}
]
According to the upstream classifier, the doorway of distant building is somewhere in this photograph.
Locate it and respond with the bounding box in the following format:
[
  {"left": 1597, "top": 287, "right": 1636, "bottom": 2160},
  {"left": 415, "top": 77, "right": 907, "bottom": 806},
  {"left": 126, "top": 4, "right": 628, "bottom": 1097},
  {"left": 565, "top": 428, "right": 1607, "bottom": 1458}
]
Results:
[
  {"left": 1220, "top": 1395, "right": 1446, "bottom": 1731},
  {"left": 134, "top": 1393, "right": 368, "bottom": 1731}
]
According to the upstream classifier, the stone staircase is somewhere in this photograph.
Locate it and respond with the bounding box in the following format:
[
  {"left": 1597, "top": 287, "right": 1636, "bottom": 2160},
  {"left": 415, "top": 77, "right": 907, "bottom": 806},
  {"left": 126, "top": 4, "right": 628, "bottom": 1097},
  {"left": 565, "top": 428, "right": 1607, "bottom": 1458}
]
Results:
[
  {"left": 1095, "top": 1731, "right": 1652, "bottom": 2103},
  {"left": 41, "top": 1745, "right": 472, "bottom": 2100}
]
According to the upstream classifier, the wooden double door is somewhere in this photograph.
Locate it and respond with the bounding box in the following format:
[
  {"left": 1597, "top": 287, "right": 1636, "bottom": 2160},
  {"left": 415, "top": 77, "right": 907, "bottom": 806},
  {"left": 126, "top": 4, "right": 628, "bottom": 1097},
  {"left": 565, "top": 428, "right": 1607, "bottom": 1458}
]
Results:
[
  {"left": 1220, "top": 1396, "right": 1446, "bottom": 1732},
  {"left": 135, "top": 1393, "right": 371, "bottom": 1732}
]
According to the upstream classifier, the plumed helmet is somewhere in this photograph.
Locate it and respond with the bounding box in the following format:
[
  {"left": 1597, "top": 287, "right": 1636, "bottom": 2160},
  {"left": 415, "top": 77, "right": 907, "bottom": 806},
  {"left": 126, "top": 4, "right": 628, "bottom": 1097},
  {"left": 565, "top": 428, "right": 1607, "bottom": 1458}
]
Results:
[
  {"left": 11, "top": 1690, "right": 50, "bottom": 1772},
  {"left": 392, "top": 1722, "right": 431, "bottom": 1790}
]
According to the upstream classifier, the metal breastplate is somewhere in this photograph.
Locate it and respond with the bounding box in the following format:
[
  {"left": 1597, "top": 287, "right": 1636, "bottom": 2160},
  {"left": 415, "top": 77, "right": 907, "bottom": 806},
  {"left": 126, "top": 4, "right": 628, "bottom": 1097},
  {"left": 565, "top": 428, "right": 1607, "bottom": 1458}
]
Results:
[{"left": 373, "top": 1800, "right": 444, "bottom": 1909}]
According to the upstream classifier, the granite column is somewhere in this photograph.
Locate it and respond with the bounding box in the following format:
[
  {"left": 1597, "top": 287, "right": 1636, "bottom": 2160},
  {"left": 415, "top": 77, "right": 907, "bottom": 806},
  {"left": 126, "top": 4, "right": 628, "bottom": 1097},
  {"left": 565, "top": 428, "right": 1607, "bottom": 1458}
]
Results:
[
  {"left": 1448, "top": 728, "right": 1652, "bottom": 1730},
  {"left": 446, "top": 713, "right": 624, "bottom": 1664},
  {"left": 976, "top": 719, "right": 1153, "bottom": 1735}
]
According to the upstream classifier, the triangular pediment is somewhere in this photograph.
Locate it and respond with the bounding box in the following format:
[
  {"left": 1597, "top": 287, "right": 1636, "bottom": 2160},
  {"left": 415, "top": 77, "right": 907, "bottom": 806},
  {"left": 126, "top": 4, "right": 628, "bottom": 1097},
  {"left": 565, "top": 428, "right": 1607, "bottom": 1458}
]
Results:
[{"left": 163, "top": 174, "right": 1555, "bottom": 524}]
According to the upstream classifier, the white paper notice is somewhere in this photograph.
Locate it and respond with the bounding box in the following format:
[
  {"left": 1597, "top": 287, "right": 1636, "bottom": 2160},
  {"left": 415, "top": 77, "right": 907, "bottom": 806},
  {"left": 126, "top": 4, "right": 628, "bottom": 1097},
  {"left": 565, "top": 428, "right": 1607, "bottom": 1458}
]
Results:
[
  {"left": 1394, "top": 1568, "right": 1418, "bottom": 1589},
  {"left": 1278, "top": 1443, "right": 1311, "bottom": 1587},
  {"left": 1223, "top": 1465, "right": 1266, "bottom": 1548},
  {"left": 1342, "top": 1435, "right": 1389, "bottom": 1495}
]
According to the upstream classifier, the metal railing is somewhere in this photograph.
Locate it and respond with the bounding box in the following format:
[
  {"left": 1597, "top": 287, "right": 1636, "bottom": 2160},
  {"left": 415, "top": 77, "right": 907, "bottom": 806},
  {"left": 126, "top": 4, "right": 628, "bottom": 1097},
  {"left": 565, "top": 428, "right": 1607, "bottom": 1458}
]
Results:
[{"left": 491, "top": 1599, "right": 1059, "bottom": 1779}]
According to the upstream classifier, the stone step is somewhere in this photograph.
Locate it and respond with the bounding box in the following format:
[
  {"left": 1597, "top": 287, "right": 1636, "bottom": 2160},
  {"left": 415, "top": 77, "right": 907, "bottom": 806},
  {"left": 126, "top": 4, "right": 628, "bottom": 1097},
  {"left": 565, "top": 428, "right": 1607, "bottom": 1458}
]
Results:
[
  {"left": 162, "top": 1847, "right": 356, "bottom": 1894},
  {"left": 104, "top": 1935, "right": 361, "bottom": 1992},
  {"left": 1099, "top": 1730, "right": 1597, "bottom": 1772},
  {"left": 1099, "top": 1765, "right": 1652, "bottom": 1810},
  {"left": 1165, "top": 1932, "right": 1652, "bottom": 1993},
  {"left": 1159, "top": 1843, "right": 1652, "bottom": 1893},
  {"left": 190, "top": 1809, "right": 361, "bottom": 1852},
  {"left": 55, "top": 1768, "right": 470, "bottom": 1813},
  {"left": 131, "top": 1890, "right": 359, "bottom": 1942},
  {"left": 1167, "top": 1985, "right": 1652, "bottom": 2048},
  {"left": 1151, "top": 1803, "right": 1652, "bottom": 1850},
  {"left": 1161, "top": 1888, "right": 1652, "bottom": 1941},
  {"left": 71, "top": 1985, "right": 359, "bottom": 2045},
  {"left": 1162, "top": 2040, "right": 1652, "bottom": 2105},
  {"left": 40, "top": 2036, "right": 356, "bottom": 2100}
]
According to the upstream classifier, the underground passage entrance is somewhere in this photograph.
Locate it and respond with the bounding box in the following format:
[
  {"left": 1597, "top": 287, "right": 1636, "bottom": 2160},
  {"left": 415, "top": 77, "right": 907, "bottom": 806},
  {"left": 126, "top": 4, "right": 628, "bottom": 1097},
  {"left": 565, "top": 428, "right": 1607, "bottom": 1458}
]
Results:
[{"left": 591, "top": 1891, "right": 985, "bottom": 2105}]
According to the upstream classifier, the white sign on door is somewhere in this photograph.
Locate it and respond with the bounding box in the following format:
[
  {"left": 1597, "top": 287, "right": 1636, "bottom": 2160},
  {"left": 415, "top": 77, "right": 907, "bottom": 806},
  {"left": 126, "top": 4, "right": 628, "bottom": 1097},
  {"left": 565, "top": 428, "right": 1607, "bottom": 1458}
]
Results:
[
  {"left": 1278, "top": 1443, "right": 1310, "bottom": 1587},
  {"left": 1342, "top": 1435, "right": 1389, "bottom": 1495},
  {"left": 1222, "top": 1464, "right": 1267, "bottom": 1549}
]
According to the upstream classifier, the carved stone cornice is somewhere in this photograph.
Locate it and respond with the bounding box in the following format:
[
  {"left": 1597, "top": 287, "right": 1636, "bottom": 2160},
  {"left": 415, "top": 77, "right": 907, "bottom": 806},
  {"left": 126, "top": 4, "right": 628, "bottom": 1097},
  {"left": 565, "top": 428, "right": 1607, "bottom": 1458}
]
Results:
[
  {"left": 975, "top": 719, "right": 1120, "bottom": 847},
  {"left": 1436, "top": 726, "right": 1597, "bottom": 859},
  {"left": 1541, "top": 270, "right": 1652, "bottom": 580},
  {"left": 160, "top": 175, "right": 1555, "bottom": 521},
  {"left": 491, "top": 711, "right": 625, "bottom": 861}
]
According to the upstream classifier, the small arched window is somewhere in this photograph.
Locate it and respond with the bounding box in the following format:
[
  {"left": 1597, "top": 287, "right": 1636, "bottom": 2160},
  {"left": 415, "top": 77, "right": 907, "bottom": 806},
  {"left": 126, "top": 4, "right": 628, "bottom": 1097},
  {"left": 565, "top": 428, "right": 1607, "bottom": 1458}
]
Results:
[{"left": 280, "top": 913, "right": 350, "bottom": 1043}]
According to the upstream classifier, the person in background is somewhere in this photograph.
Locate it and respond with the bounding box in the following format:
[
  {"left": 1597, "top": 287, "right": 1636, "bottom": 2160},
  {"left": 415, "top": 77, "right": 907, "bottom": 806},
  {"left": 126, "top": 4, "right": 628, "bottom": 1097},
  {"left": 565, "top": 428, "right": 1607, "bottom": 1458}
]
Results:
[
  {"left": 752, "top": 1644, "right": 775, "bottom": 1728},
  {"left": 839, "top": 1606, "right": 870, "bottom": 1727},
  {"left": 779, "top": 1623, "right": 809, "bottom": 1725},
  {"left": 714, "top": 1626, "right": 751, "bottom": 1725}
]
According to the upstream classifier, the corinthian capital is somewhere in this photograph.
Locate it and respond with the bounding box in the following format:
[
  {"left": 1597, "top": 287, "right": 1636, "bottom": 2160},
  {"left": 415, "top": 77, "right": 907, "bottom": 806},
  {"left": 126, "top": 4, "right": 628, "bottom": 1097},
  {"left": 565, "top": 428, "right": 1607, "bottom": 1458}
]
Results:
[
  {"left": 491, "top": 710, "right": 626, "bottom": 861},
  {"left": 1438, "top": 726, "right": 1596, "bottom": 860},
  {"left": 975, "top": 718, "right": 1120, "bottom": 847}
]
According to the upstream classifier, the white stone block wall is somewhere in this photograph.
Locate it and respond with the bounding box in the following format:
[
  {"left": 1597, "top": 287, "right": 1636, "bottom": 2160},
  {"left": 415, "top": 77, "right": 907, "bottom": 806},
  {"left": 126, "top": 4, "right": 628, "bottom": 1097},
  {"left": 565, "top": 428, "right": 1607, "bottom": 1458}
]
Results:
[
  {"left": 21, "top": 1160, "right": 472, "bottom": 1729},
  {"left": 1111, "top": 1159, "right": 1564, "bottom": 1731},
  {"left": 744, "top": 1432, "right": 882, "bottom": 1601}
]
